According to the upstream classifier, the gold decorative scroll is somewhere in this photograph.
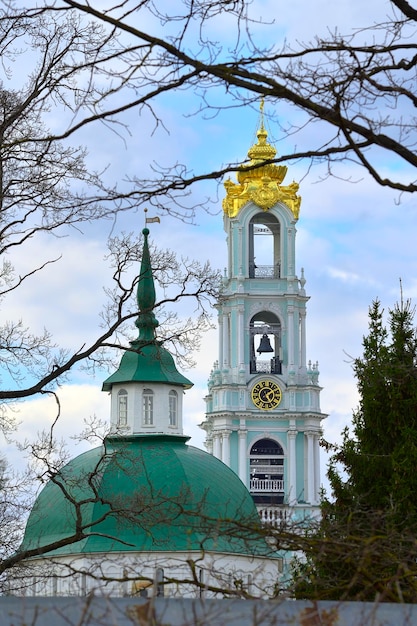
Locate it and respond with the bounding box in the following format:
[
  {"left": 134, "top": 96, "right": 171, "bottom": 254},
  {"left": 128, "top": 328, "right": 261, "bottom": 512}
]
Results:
[{"left": 223, "top": 124, "right": 301, "bottom": 220}]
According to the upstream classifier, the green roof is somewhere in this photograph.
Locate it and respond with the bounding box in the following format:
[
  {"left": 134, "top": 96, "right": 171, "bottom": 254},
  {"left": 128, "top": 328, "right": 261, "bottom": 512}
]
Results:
[
  {"left": 20, "top": 435, "right": 269, "bottom": 557},
  {"left": 102, "top": 343, "right": 192, "bottom": 391}
]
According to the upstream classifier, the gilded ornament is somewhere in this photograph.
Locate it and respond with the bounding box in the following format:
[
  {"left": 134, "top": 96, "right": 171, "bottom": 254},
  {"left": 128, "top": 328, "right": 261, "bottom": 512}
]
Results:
[
  {"left": 249, "top": 177, "right": 281, "bottom": 211},
  {"left": 223, "top": 121, "right": 301, "bottom": 220}
]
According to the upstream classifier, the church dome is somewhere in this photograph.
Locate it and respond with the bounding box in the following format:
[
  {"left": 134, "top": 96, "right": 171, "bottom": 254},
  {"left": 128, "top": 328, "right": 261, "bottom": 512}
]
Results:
[{"left": 20, "top": 434, "right": 268, "bottom": 557}]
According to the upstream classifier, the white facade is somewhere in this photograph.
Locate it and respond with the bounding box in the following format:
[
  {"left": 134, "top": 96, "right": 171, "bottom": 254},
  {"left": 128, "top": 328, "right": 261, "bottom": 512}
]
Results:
[
  {"left": 108, "top": 382, "right": 184, "bottom": 436},
  {"left": 12, "top": 551, "right": 282, "bottom": 599}
]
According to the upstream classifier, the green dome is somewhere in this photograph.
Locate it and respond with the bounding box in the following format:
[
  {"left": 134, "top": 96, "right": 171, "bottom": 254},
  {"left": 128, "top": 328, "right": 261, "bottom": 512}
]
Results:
[{"left": 20, "top": 435, "right": 269, "bottom": 557}]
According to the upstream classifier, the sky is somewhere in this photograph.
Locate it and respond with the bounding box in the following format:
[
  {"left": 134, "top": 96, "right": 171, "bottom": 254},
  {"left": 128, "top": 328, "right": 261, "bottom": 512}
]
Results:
[{"left": 2, "top": 0, "right": 417, "bottom": 493}]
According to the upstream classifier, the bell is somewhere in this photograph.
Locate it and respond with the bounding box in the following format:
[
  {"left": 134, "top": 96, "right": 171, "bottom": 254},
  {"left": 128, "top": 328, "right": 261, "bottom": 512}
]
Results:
[{"left": 257, "top": 333, "right": 274, "bottom": 354}]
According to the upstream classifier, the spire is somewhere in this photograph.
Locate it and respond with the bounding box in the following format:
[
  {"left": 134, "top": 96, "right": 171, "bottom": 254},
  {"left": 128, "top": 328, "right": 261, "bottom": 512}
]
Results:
[
  {"left": 247, "top": 99, "right": 277, "bottom": 164},
  {"left": 222, "top": 100, "right": 301, "bottom": 219},
  {"left": 132, "top": 227, "right": 158, "bottom": 347},
  {"left": 102, "top": 227, "right": 193, "bottom": 392}
]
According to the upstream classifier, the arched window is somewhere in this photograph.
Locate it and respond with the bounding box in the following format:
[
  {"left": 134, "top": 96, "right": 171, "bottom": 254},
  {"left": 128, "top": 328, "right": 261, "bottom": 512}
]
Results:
[
  {"left": 80, "top": 572, "right": 87, "bottom": 596},
  {"left": 142, "top": 389, "right": 154, "bottom": 425},
  {"left": 249, "top": 311, "right": 282, "bottom": 375},
  {"left": 248, "top": 213, "right": 281, "bottom": 278},
  {"left": 247, "top": 574, "right": 253, "bottom": 594},
  {"left": 199, "top": 569, "right": 205, "bottom": 598},
  {"left": 169, "top": 390, "right": 178, "bottom": 427},
  {"left": 117, "top": 389, "right": 128, "bottom": 426},
  {"left": 155, "top": 568, "right": 164, "bottom": 597},
  {"left": 249, "top": 438, "right": 285, "bottom": 505}
]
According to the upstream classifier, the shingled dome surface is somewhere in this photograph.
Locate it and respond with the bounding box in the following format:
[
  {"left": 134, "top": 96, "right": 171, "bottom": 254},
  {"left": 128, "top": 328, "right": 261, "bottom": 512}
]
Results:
[{"left": 20, "top": 435, "right": 269, "bottom": 557}]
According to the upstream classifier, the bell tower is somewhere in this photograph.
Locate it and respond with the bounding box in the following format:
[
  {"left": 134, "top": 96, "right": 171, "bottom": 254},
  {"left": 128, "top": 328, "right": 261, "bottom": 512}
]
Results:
[{"left": 201, "top": 114, "right": 326, "bottom": 524}]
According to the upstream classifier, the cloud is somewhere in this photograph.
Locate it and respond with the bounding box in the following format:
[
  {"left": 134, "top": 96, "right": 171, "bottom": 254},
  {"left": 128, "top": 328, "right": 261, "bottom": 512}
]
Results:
[
  {"left": 326, "top": 267, "right": 366, "bottom": 285},
  {"left": 3, "top": 385, "right": 109, "bottom": 476}
]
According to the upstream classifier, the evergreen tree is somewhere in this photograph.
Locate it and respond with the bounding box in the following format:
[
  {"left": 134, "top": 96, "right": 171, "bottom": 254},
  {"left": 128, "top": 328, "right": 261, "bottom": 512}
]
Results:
[{"left": 294, "top": 298, "right": 417, "bottom": 602}]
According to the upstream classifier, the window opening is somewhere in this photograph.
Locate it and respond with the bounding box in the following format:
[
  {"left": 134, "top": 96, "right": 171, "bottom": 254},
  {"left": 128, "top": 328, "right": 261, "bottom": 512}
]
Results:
[
  {"left": 169, "top": 390, "right": 178, "bottom": 427},
  {"left": 250, "top": 312, "right": 282, "bottom": 375},
  {"left": 117, "top": 389, "right": 128, "bottom": 426},
  {"left": 249, "top": 213, "right": 281, "bottom": 278},
  {"left": 155, "top": 568, "right": 164, "bottom": 597},
  {"left": 199, "top": 569, "right": 205, "bottom": 598},
  {"left": 143, "top": 389, "right": 154, "bottom": 425},
  {"left": 249, "top": 438, "right": 285, "bottom": 505}
]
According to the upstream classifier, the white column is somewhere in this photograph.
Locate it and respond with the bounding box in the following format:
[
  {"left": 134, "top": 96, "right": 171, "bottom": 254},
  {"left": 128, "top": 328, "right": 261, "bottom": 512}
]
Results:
[
  {"left": 218, "top": 314, "right": 223, "bottom": 372},
  {"left": 222, "top": 314, "right": 229, "bottom": 368},
  {"left": 287, "top": 429, "right": 297, "bottom": 505},
  {"left": 238, "top": 306, "right": 244, "bottom": 368},
  {"left": 287, "top": 227, "right": 295, "bottom": 276},
  {"left": 238, "top": 226, "right": 243, "bottom": 276},
  {"left": 314, "top": 432, "right": 321, "bottom": 503},
  {"left": 221, "top": 430, "right": 231, "bottom": 467},
  {"left": 213, "top": 433, "right": 221, "bottom": 459},
  {"left": 306, "top": 431, "right": 315, "bottom": 504},
  {"left": 238, "top": 426, "right": 247, "bottom": 486},
  {"left": 300, "top": 310, "right": 306, "bottom": 369},
  {"left": 287, "top": 306, "right": 294, "bottom": 369}
]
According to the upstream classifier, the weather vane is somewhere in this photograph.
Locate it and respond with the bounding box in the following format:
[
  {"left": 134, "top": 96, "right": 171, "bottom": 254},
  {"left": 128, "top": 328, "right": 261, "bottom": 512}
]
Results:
[{"left": 144, "top": 208, "right": 160, "bottom": 225}]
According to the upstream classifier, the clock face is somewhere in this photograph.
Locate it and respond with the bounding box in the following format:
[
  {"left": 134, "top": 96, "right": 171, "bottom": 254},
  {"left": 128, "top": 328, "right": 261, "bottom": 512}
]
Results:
[{"left": 251, "top": 379, "right": 282, "bottom": 410}]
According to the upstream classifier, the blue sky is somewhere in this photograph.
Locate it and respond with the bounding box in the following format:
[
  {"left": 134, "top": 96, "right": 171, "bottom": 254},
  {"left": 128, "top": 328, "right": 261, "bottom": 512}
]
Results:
[{"left": 2, "top": 0, "right": 417, "bottom": 492}]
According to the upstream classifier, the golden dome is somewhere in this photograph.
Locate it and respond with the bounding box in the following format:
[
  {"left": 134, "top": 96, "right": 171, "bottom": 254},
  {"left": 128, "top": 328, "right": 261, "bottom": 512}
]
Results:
[{"left": 223, "top": 110, "right": 301, "bottom": 220}]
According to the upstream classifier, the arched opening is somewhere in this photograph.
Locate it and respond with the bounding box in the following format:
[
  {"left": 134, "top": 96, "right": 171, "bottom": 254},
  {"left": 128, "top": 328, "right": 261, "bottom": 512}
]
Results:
[
  {"left": 155, "top": 568, "right": 164, "bottom": 597},
  {"left": 169, "top": 390, "right": 178, "bottom": 427},
  {"left": 142, "top": 388, "right": 154, "bottom": 426},
  {"left": 117, "top": 389, "right": 128, "bottom": 426},
  {"left": 249, "top": 438, "right": 284, "bottom": 505},
  {"left": 250, "top": 311, "right": 282, "bottom": 374},
  {"left": 248, "top": 213, "right": 281, "bottom": 278}
]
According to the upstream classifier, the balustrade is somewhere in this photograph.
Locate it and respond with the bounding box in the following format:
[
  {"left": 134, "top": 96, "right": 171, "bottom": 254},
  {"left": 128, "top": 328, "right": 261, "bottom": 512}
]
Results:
[
  {"left": 249, "top": 264, "right": 281, "bottom": 278},
  {"left": 250, "top": 478, "right": 284, "bottom": 492},
  {"left": 257, "top": 506, "right": 291, "bottom": 528}
]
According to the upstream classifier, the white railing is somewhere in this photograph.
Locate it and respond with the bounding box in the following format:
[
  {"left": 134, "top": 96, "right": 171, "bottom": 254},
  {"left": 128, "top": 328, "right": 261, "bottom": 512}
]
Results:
[
  {"left": 254, "top": 361, "right": 271, "bottom": 373},
  {"left": 249, "top": 264, "right": 281, "bottom": 279},
  {"left": 250, "top": 465, "right": 282, "bottom": 474},
  {"left": 250, "top": 478, "right": 284, "bottom": 492},
  {"left": 250, "top": 358, "right": 282, "bottom": 375},
  {"left": 258, "top": 506, "right": 291, "bottom": 527}
]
